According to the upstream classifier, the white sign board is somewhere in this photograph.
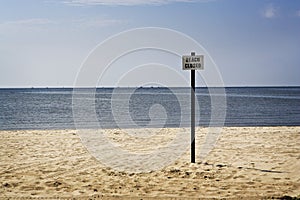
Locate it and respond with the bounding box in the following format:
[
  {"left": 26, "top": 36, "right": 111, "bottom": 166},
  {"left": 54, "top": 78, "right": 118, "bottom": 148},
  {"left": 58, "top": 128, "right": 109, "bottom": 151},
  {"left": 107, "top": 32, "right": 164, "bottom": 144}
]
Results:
[{"left": 182, "top": 55, "right": 204, "bottom": 70}]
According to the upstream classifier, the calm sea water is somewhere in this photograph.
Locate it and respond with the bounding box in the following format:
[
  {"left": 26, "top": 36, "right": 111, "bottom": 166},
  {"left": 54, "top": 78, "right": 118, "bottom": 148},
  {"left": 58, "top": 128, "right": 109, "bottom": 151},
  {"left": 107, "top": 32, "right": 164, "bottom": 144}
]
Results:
[{"left": 0, "top": 87, "right": 299, "bottom": 130}]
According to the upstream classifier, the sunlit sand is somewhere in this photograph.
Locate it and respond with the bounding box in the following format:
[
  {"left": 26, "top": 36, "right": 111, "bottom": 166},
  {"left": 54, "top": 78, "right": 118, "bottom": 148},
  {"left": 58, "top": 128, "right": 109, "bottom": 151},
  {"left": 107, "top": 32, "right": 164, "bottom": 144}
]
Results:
[{"left": 0, "top": 127, "right": 299, "bottom": 199}]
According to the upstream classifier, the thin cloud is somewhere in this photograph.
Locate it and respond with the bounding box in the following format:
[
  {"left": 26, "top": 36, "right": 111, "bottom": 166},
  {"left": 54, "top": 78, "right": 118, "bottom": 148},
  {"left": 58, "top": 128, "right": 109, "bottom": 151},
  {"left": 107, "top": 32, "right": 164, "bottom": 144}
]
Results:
[
  {"left": 263, "top": 4, "right": 278, "bottom": 19},
  {"left": 0, "top": 17, "right": 124, "bottom": 31},
  {"left": 0, "top": 18, "right": 58, "bottom": 34},
  {"left": 0, "top": 18, "right": 56, "bottom": 26},
  {"left": 63, "top": 0, "right": 209, "bottom": 6},
  {"left": 296, "top": 10, "right": 300, "bottom": 17}
]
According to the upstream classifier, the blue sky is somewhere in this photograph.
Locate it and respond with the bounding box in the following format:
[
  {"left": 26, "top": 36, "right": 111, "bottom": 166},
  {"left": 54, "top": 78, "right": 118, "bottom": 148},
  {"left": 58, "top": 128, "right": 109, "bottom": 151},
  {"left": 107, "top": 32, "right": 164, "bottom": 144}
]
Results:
[{"left": 0, "top": 0, "right": 299, "bottom": 87}]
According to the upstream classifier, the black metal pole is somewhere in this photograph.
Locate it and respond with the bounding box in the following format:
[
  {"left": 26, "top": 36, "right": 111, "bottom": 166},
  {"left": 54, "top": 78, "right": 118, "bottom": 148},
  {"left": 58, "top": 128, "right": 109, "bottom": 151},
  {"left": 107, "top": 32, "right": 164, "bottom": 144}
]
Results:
[{"left": 191, "top": 52, "right": 196, "bottom": 163}]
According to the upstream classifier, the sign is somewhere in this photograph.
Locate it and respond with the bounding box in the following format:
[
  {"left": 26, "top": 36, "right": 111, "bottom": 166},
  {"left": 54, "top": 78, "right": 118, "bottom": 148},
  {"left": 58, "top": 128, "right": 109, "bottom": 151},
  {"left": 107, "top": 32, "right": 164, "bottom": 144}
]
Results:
[
  {"left": 182, "top": 52, "right": 204, "bottom": 163},
  {"left": 182, "top": 55, "right": 204, "bottom": 70}
]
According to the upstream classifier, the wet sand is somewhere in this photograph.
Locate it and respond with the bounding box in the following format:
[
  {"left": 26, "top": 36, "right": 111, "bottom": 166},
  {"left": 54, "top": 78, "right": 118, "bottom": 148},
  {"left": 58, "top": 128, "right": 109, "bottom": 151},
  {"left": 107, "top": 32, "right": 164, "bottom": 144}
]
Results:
[{"left": 0, "top": 127, "right": 299, "bottom": 199}]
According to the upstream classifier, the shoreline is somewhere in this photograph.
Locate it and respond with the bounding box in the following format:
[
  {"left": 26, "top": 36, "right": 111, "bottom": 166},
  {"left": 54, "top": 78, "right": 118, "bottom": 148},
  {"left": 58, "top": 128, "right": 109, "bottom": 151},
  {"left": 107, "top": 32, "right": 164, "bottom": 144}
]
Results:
[
  {"left": 1, "top": 124, "right": 299, "bottom": 131},
  {"left": 0, "top": 126, "right": 299, "bottom": 199}
]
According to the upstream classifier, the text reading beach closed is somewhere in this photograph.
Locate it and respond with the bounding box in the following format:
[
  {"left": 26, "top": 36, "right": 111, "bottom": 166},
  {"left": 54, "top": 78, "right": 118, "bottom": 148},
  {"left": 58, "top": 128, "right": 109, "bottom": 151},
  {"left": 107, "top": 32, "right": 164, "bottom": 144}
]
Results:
[{"left": 182, "top": 55, "right": 204, "bottom": 70}]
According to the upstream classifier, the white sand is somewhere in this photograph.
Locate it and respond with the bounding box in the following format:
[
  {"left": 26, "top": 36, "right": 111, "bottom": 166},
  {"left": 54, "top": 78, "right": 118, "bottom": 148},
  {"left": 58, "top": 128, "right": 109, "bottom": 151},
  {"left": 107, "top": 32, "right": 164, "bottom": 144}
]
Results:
[{"left": 0, "top": 127, "right": 299, "bottom": 199}]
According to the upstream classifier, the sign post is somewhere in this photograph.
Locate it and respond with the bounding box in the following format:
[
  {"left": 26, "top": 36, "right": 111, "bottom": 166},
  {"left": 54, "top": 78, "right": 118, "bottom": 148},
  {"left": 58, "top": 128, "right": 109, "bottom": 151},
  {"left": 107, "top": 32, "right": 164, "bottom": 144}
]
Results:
[{"left": 182, "top": 52, "right": 204, "bottom": 163}]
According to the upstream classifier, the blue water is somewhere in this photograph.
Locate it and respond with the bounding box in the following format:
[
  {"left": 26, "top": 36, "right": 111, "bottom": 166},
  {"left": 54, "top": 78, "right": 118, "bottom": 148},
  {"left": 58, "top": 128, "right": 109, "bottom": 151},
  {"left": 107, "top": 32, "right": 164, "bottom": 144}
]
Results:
[{"left": 0, "top": 87, "right": 299, "bottom": 130}]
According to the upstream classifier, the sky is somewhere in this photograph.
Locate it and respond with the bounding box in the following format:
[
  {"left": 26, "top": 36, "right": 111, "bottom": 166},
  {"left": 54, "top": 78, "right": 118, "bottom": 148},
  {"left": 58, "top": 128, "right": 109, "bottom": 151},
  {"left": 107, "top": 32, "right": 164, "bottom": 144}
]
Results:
[{"left": 0, "top": 0, "right": 300, "bottom": 87}]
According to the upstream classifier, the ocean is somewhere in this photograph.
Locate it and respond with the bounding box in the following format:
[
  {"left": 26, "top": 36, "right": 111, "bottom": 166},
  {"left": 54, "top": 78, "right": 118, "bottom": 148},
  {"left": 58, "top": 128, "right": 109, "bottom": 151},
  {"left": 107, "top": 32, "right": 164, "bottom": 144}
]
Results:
[{"left": 0, "top": 87, "right": 299, "bottom": 130}]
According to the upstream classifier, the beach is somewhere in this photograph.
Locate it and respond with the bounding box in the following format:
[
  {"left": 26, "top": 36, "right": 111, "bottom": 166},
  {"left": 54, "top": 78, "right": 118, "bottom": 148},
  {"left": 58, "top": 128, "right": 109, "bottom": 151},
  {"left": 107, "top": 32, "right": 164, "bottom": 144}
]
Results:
[{"left": 0, "top": 126, "right": 299, "bottom": 199}]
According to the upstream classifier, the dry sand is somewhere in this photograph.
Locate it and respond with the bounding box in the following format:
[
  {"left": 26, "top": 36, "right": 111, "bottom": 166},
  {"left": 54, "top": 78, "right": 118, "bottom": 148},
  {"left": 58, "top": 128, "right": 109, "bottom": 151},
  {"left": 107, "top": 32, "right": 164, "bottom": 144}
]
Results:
[{"left": 0, "top": 126, "right": 299, "bottom": 199}]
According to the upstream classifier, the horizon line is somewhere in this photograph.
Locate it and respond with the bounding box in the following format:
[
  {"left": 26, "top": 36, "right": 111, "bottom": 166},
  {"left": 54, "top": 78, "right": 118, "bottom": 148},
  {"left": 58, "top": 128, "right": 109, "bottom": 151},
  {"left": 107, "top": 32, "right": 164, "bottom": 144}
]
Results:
[{"left": 0, "top": 85, "right": 300, "bottom": 89}]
